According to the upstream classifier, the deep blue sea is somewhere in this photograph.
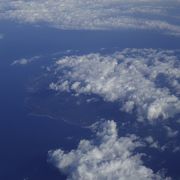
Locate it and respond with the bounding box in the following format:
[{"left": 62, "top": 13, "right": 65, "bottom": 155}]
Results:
[{"left": 0, "top": 21, "right": 180, "bottom": 180}]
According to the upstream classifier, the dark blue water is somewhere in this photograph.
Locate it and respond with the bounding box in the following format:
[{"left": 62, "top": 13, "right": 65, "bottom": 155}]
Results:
[
  {"left": 0, "top": 21, "right": 180, "bottom": 180},
  {"left": 0, "top": 22, "right": 93, "bottom": 180}
]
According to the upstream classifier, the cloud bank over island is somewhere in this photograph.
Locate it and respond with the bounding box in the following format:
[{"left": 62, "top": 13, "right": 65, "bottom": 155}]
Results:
[
  {"left": 48, "top": 120, "right": 170, "bottom": 180},
  {"left": 49, "top": 49, "right": 180, "bottom": 121},
  {"left": 0, "top": 0, "right": 180, "bottom": 35}
]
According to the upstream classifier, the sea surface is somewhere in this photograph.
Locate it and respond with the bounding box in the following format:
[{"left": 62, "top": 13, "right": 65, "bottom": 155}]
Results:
[{"left": 0, "top": 21, "right": 180, "bottom": 180}]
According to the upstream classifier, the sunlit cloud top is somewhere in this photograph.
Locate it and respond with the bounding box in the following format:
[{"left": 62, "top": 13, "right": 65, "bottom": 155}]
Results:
[{"left": 49, "top": 48, "right": 180, "bottom": 121}]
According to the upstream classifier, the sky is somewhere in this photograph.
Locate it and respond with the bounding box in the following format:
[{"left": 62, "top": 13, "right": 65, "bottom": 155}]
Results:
[{"left": 1, "top": 1, "right": 180, "bottom": 180}]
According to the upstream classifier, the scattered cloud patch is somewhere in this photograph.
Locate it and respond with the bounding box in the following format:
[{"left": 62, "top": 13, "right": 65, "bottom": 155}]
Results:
[
  {"left": 0, "top": 34, "right": 4, "bottom": 39},
  {"left": 49, "top": 49, "right": 180, "bottom": 121},
  {"left": 11, "top": 58, "right": 29, "bottom": 66},
  {"left": 164, "top": 126, "right": 178, "bottom": 138},
  {"left": 0, "top": 0, "right": 180, "bottom": 35},
  {"left": 11, "top": 56, "right": 41, "bottom": 66},
  {"left": 144, "top": 136, "right": 160, "bottom": 149},
  {"left": 48, "top": 120, "right": 168, "bottom": 180},
  {"left": 173, "top": 146, "right": 180, "bottom": 153}
]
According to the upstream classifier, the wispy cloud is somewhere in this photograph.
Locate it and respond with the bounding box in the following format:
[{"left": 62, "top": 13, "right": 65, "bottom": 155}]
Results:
[
  {"left": 11, "top": 56, "right": 41, "bottom": 66},
  {"left": 0, "top": 34, "right": 4, "bottom": 39},
  {"left": 0, "top": 0, "right": 180, "bottom": 35},
  {"left": 49, "top": 49, "right": 180, "bottom": 121},
  {"left": 164, "top": 125, "right": 178, "bottom": 138},
  {"left": 48, "top": 120, "right": 169, "bottom": 180},
  {"left": 144, "top": 136, "right": 160, "bottom": 149}
]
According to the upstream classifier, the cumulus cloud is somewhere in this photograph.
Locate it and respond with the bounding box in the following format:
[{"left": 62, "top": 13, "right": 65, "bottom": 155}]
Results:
[
  {"left": 49, "top": 49, "right": 180, "bottom": 121},
  {"left": 48, "top": 120, "right": 169, "bottom": 180},
  {"left": 0, "top": 0, "right": 180, "bottom": 35}
]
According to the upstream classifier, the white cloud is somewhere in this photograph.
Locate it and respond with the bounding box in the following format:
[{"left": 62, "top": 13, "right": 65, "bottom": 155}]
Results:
[
  {"left": 0, "top": 0, "right": 180, "bottom": 35},
  {"left": 11, "top": 58, "right": 29, "bottom": 66},
  {"left": 11, "top": 56, "right": 41, "bottom": 66},
  {"left": 173, "top": 146, "right": 180, "bottom": 153},
  {"left": 144, "top": 136, "right": 160, "bottom": 149},
  {"left": 0, "top": 34, "right": 4, "bottom": 39},
  {"left": 49, "top": 49, "right": 180, "bottom": 121},
  {"left": 164, "top": 126, "right": 178, "bottom": 138},
  {"left": 48, "top": 120, "right": 170, "bottom": 180}
]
